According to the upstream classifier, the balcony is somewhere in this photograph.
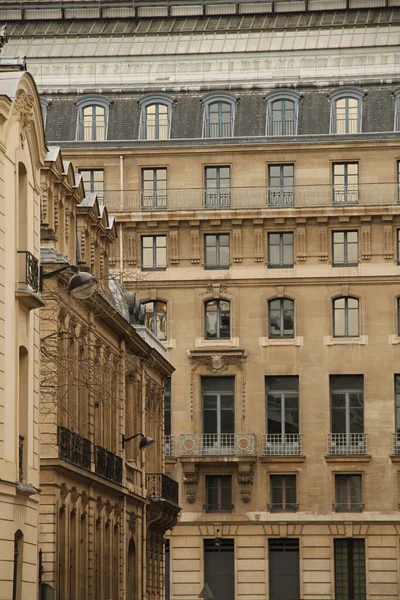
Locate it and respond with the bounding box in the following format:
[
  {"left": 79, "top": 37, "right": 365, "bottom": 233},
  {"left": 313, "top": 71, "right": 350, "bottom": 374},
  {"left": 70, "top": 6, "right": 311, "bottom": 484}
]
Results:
[
  {"left": 58, "top": 426, "right": 91, "bottom": 470},
  {"left": 146, "top": 473, "right": 179, "bottom": 506},
  {"left": 179, "top": 433, "right": 255, "bottom": 457},
  {"left": 165, "top": 435, "right": 174, "bottom": 457},
  {"left": 17, "top": 251, "right": 39, "bottom": 291},
  {"left": 268, "top": 502, "right": 298, "bottom": 512},
  {"left": 393, "top": 433, "right": 400, "bottom": 455},
  {"left": 333, "top": 503, "right": 363, "bottom": 513},
  {"left": 94, "top": 445, "right": 123, "bottom": 484},
  {"left": 262, "top": 433, "right": 302, "bottom": 456},
  {"left": 103, "top": 183, "right": 400, "bottom": 213},
  {"left": 327, "top": 433, "right": 367, "bottom": 456}
]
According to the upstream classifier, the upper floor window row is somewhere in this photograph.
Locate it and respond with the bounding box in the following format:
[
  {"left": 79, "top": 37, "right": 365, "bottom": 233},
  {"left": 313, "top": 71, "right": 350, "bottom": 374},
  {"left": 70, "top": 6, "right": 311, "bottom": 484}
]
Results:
[{"left": 74, "top": 87, "right": 380, "bottom": 141}]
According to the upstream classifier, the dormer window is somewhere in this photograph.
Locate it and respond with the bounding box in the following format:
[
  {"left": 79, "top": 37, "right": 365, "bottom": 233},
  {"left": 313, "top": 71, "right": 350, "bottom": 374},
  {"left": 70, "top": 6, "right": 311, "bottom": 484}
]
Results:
[
  {"left": 265, "top": 90, "right": 300, "bottom": 136},
  {"left": 329, "top": 88, "right": 364, "bottom": 134},
  {"left": 76, "top": 95, "right": 110, "bottom": 141},
  {"left": 202, "top": 93, "right": 236, "bottom": 138},
  {"left": 139, "top": 94, "right": 173, "bottom": 140}
]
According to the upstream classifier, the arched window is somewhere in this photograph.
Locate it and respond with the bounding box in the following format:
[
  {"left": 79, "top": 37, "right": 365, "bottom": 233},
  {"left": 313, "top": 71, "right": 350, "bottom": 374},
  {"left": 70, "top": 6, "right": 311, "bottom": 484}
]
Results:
[
  {"left": 265, "top": 90, "right": 300, "bottom": 136},
  {"left": 139, "top": 94, "right": 173, "bottom": 140},
  {"left": 268, "top": 298, "right": 294, "bottom": 339},
  {"left": 202, "top": 93, "right": 236, "bottom": 138},
  {"left": 333, "top": 297, "right": 359, "bottom": 337},
  {"left": 76, "top": 95, "right": 111, "bottom": 141},
  {"left": 144, "top": 300, "right": 167, "bottom": 340},
  {"left": 205, "top": 299, "right": 230, "bottom": 339},
  {"left": 329, "top": 88, "right": 364, "bottom": 134}
]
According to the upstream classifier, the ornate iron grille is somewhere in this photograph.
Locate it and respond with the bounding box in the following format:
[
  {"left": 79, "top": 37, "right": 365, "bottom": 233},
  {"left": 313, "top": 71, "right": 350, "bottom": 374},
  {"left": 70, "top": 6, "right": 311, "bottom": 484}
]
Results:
[
  {"left": 94, "top": 445, "right": 123, "bottom": 484},
  {"left": 58, "top": 426, "right": 91, "bottom": 470},
  {"left": 146, "top": 473, "right": 179, "bottom": 506},
  {"left": 17, "top": 251, "right": 39, "bottom": 291}
]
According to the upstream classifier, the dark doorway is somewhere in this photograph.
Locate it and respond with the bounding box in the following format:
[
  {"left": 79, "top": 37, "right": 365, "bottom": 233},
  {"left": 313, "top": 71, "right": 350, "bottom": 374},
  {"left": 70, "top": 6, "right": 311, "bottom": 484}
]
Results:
[
  {"left": 165, "top": 540, "right": 170, "bottom": 600},
  {"left": 269, "top": 538, "right": 300, "bottom": 600},
  {"left": 204, "top": 539, "right": 234, "bottom": 600}
]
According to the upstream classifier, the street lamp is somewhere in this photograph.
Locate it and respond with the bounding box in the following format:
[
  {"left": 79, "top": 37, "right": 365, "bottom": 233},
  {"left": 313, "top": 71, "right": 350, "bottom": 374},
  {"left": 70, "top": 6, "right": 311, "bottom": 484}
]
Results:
[
  {"left": 39, "top": 264, "right": 97, "bottom": 299},
  {"left": 122, "top": 432, "right": 155, "bottom": 450}
]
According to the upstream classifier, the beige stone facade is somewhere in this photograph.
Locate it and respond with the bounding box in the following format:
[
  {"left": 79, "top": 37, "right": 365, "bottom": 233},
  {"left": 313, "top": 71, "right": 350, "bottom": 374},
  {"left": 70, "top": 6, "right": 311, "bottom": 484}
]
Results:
[{"left": 0, "top": 70, "right": 46, "bottom": 599}]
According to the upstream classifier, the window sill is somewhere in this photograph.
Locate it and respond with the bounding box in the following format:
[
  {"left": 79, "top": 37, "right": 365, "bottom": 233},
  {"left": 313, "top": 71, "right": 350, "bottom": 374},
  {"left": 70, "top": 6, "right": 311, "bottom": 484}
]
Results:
[
  {"left": 195, "top": 337, "right": 239, "bottom": 349},
  {"left": 325, "top": 454, "right": 371, "bottom": 463},
  {"left": 389, "top": 335, "right": 400, "bottom": 345},
  {"left": 324, "top": 335, "right": 368, "bottom": 346},
  {"left": 162, "top": 339, "right": 176, "bottom": 349},
  {"left": 259, "top": 336, "right": 303, "bottom": 347}
]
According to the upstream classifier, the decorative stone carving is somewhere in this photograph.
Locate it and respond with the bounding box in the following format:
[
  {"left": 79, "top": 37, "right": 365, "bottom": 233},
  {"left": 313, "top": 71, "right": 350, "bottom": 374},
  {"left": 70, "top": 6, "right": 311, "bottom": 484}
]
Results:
[
  {"left": 318, "top": 226, "right": 328, "bottom": 261},
  {"left": 237, "top": 464, "right": 254, "bottom": 503},
  {"left": 383, "top": 224, "right": 393, "bottom": 259},
  {"left": 169, "top": 228, "right": 179, "bottom": 264},
  {"left": 254, "top": 226, "right": 264, "bottom": 262},
  {"left": 41, "top": 183, "right": 48, "bottom": 225},
  {"left": 182, "top": 465, "right": 199, "bottom": 504},
  {"left": 191, "top": 228, "right": 200, "bottom": 264},
  {"left": 127, "top": 231, "right": 137, "bottom": 265},
  {"left": 128, "top": 511, "right": 137, "bottom": 533},
  {"left": 188, "top": 350, "right": 247, "bottom": 374},
  {"left": 12, "top": 89, "right": 35, "bottom": 147},
  {"left": 232, "top": 227, "right": 242, "bottom": 263},
  {"left": 201, "top": 282, "right": 230, "bottom": 298},
  {"left": 296, "top": 226, "right": 306, "bottom": 261},
  {"left": 361, "top": 225, "right": 371, "bottom": 259}
]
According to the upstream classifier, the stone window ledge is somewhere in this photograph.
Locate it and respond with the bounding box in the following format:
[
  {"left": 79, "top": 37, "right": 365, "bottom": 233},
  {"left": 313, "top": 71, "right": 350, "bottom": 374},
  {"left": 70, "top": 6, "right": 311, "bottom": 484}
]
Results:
[
  {"left": 389, "top": 335, "right": 400, "bottom": 345},
  {"left": 162, "top": 339, "right": 176, "bottom": 349},
  {"left": 195, "top": 337, "right": 240, "bottom": 349},
  {"left": 259, "top": 336, "right": 303, "bottom": 347},
  {"left": 324, "top": 336, "right": 368, "bottom": 346}
]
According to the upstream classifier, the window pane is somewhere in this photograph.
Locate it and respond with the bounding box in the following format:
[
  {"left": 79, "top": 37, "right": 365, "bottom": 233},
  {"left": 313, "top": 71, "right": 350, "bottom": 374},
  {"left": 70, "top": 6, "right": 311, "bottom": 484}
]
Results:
[
  {"left": 267, "top": 393, "right": 282, "bottom": 434},
  {"left": 205, "top": 301, "right": 218, "bottom": 338},
  {"left": 219, "top": 244, "right": 230, "bottom": 268}
]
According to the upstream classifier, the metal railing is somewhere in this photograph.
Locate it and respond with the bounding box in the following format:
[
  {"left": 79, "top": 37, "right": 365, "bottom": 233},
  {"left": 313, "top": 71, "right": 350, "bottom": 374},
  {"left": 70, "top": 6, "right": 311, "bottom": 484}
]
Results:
[
  {"left": 142, "top": 191, "right": 168, "bottom": 210},
  {"left": 205, "top": 503, "right": 234, "bottom": 513},
  {"left": 262, "top": 433, "right": 302, "bottom": 456},
  {"left": 17, "top": 251, "right": 39, "bottom": 291},
  {"left": 146, "top": 473, "right": 179, "bottom": 506},
  {"left": 269, "top": 118, "right": 296, "bottom": 136},
  {"left": 94, "top": 445, "right": 123, "bottom": 484},
  {"left": 335, "top": 116, "right": 360, "bottom": 134},
  {"left": 268, "top": 502, "right": 298, "bottom": 512},
  {"left": 393, "top": 433, "right": 400, "bottom": 455},
  {"left": 204, "top": 120, "right": 233, "bottom": 138},
  {"left": 327, "top": 433, "right": 367, "bottom": 456},
  {"left": 179, "top": 433, "right": 255, "bottom": 456},
  {"left": 141, "top": 119, "right": 169, "bottom": 140},
  {"left": 103, "top": 183, "right": 400, "bottom": 212},
  {"left": 165, "top": 435, "right": 174, "bottom": 457},
  {"left": 333, "top": 503, "right": 364, "bottom": 512},
  {"left": 79, "top": 123, "right": 106, "bottom": 142},
  {"left": 58, "top": 426, "right": 91, "bottom": 470}
]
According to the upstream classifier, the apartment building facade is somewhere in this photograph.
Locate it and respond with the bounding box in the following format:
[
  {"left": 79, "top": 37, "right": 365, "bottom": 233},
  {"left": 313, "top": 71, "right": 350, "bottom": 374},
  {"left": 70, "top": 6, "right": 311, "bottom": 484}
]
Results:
[{"left": 3, "top": 1, "right": 400, "bottom": 598}]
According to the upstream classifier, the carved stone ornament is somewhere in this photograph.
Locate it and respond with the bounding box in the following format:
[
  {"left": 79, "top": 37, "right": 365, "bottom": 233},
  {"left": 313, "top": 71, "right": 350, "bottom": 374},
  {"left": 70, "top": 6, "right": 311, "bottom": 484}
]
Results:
[
  {"left": 128, "top": 511, "right": 137, "bottom": 533},
  {"left": 182, "top": 466, "right": 199, "bottom": 504},
  {"left": 237, "top": 464, "right": 254, "bottom": 503},
  {"left": 188, "top": 349, "right": 247, "bottom": 375},
  {"left": 12, "top": 89, "right": 35, "bottom": 148}
]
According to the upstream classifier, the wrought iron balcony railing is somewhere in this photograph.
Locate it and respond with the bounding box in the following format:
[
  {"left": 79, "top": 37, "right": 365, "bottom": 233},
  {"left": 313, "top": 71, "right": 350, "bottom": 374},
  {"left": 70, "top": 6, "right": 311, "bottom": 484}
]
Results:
[
  {"left": 393, "top": 433, "right": 400, "bottom": 455},
  {"left": 103, "top": 183, "right": 400, "bottom": 212},
  {"left": 165, "top": 435, "right": 174, "bottom": 457},
  {"left": 179, "top": 433, "right": 255, "bottom": 457},
  {"left": 58, "top": 426, "right": 91, "bottom": 470},
  {"left": 204, "top": 503, "right": 234, "bottom": 513},
  {"left": 146, "top": 473, "right": 179, "bottom": 506},
  {"left": 262, "top": 433, "right": 302, "bottom": 456},
  {"left": 268, "top": 502, "right": 299, "bottom": 512},
  {"left": 142, "top": 191, "right": 168, "bottom": 210},
  {"left": 17, "top": 251, "right": 39, "bottom": 291},
  {"left": 94, "top": 445, "right": 123, "bottom": 484},
  {"left": 327, "top": 433, "right": 367, "bottom": 456},
  {"left": 333, "top": 503, "right": 364, "bottom": 512}
]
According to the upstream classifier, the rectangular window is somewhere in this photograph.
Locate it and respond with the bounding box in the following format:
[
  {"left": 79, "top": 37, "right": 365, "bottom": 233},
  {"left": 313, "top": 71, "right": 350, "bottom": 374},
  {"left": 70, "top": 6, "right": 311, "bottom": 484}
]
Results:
[
  {"left": 397, "top": 229, "right": 400, "bottom": 264},
  {"left": 266, "top": 376, "right": 299, "bottom": 435},
  {"left": 204, "top": 166, "right": 231, "bottom": 208},
  {"left": 269, "top": 475, "right": 297, "bottom": 512},
  {"left": 142, "top": 168, "right": 167, "bottom": 209},
  {"left": 268, "top": 164, "right": 294, "bottom": 207},
  {"left": 334, "top": 538, "right": 366, "bottom": 600},
  {"left": 205, "top": 234, "right": 230, "bottom": 269},
  {"left": 332, "top": 231, "right": 358, "bottom": 266},
  {"left": 141, "top": 235, "right": 167, "bottom": 270},
  {"left": 79, "top": 169, "right": 104, "bottom": 204},
  {"left": 333, "top": 162, "right": 359, "bottom": 204},
  {"left": 82, "top": 105, "right": 105, "bottom": 141},
  {"left": 205, "top": 475, "right": 232, "bottom": 512},
  {"left": 202, "top": 377, "right": 234, "bottom": 455},
  {"left": 334, "top": 474, "right": 362, "bottom": 512},
  {"left": 330, "top": 375, "right": 364, "bottom": 435},
  {"left": 268, "top": 232, "right": 294, "bottom": 268}
]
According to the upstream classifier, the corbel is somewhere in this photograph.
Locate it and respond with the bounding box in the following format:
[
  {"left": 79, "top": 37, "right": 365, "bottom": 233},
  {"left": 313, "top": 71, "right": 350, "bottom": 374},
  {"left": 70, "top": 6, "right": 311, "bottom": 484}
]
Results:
[
  {"left": 237, "top": 462, "right": 255, "bottom": 503},
  {"left": 182, "top": 464, "right": 199, "bottom": 504}
]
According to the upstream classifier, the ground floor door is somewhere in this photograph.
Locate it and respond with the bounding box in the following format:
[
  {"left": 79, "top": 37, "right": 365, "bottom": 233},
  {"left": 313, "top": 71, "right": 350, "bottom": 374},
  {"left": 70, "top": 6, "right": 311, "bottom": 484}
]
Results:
[
  {"left": 269, "top": 538, "right": 300, "bottom": 600},
  {"left": 204, "top": 539, "right": 234, "bottom": 600}
]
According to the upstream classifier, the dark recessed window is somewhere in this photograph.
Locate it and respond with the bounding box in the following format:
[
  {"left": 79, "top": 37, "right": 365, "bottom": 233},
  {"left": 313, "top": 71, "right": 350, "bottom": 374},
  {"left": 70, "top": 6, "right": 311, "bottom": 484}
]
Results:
[
  {"left": 205, "top": 234, "right": 230, "bottom": 269},
  {"left": 205, "top": 299, "right": 230, "bottom": 339},
  {"left": 269, "top": 474, "right": 297, "bottom": 512},
  {"left": 268, "top": 298, "right": 294, "bottom": 339},
  {"left": 205, "top": 475, "right": 232, "bottom": 512},
  {"left": 141, "top": 235, "right": 167, "bottom": 271},
  {"left": 268, "top": 232, "right": 294, "bottom": 268},
  {"left": 332, "top": 231, "right": 358, "bottom": 266},
  {"left": 334, "top": 538, "right": 366, "bottom": 600},
  {"left": 334, "top": 474, "right": 362, "bottom": 512}
]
